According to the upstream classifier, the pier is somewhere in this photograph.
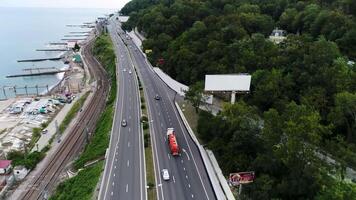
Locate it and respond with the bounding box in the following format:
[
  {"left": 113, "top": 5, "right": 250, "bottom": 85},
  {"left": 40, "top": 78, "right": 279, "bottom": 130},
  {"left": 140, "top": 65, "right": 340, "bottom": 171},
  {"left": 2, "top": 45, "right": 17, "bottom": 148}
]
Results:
[
  {"left": 69, "top": 31, "right": 90, "bottom": 34},
  {"left": 61, "top": 38, "right": 85, "bottom": 41},
  {"left": 6, "top": 67, "right": 68, "bottom": 78},
  {"left": 48, "top": 42, "right": 67, "bottom": 45},
  {"left": 1, "top": 85, "right": 50, "bottom": 98},
  {"left": 17, "top": 57, "right": 62, "bottom": 62},
  {"left": 36, "top": 48, "right": 68, "bottom": 51},
  {"left": 64, "top": 35, "right": 89, "bottom": 37}
]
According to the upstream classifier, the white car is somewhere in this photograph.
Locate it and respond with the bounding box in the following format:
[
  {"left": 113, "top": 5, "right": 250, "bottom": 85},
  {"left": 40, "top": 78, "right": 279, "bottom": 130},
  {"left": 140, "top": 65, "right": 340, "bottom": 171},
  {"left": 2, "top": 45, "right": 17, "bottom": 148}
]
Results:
[
  {"left": 123, "top": 68, "right": 126, "bottom": 72},
  {"left": 161, "top": 169, "right": 170, "bottom": 181},
  {"left": 129, "top": 70, "right": 132, "bottom": 74}
]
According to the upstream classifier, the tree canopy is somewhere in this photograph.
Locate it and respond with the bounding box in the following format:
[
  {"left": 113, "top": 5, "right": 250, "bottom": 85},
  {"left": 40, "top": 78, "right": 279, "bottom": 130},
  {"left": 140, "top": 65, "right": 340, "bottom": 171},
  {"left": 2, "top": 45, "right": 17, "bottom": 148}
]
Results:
[{"left": 120, "top": 0, "right": 356, "bottom": 198}]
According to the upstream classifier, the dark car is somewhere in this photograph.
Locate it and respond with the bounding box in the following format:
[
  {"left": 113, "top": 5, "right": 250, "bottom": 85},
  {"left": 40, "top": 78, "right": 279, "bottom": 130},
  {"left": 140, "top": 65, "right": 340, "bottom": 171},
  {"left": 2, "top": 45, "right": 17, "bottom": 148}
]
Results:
[
  {"left": 121, "top": 120, "right": 127, "bottom": 127},
  {"left": 154, "top": 94, "right": 161, "bottom": 100}
]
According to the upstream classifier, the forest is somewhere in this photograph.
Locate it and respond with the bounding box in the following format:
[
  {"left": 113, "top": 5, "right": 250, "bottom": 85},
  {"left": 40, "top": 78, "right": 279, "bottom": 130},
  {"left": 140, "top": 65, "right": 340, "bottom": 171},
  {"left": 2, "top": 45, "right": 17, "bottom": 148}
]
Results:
[{"left": 120, "top": 0, "right": 356, "bottom": 199}]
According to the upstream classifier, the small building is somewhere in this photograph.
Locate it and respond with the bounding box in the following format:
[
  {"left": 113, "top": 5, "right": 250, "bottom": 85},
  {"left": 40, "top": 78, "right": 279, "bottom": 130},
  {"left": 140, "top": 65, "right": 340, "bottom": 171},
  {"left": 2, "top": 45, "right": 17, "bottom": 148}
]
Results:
[
  {"left": 0, "top": 160, "right": 12, "bottom": 174},
  {"left": 13, "top": 166, "right": 29, "bottom": 181},
  {"left": 269, "top": 28, "right": 286, "bottom": 44},
  {"left": 73, "top": 54, "right": 82, "bottom": 63}
]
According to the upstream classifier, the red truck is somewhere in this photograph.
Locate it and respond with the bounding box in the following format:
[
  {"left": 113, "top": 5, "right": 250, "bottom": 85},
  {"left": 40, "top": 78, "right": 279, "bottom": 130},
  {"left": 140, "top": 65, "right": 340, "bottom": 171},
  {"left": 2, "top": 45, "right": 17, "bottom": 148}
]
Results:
[{"left": 167, "top": 128, "right": 179, "bottom": 156}]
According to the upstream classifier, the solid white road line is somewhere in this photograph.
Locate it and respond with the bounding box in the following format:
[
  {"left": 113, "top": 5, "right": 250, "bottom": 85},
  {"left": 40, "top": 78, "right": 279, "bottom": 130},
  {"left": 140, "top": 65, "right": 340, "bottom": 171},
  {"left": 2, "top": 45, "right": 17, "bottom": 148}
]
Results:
[
  {"left": 127, "top": 160, "right": 130, "bottom": 167},
  {"left": 126, "top": 184, "right": 129, "bottom": 193}
]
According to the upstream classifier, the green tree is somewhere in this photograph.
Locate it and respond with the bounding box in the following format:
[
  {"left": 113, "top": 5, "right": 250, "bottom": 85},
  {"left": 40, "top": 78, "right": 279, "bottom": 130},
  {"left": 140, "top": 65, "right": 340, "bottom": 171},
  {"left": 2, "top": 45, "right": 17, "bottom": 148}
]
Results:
[
  {"left": 261, "top": 102, "right": 328, "bottom": 198},
  {"left": 329, "top": 92, "right": 356, "bottom": 143},
  {"left": 72, "top": 43, "right": 80, "bottom": 52},
  {"left": 184, "top": 81, "right": 205, "bottom": 113}
]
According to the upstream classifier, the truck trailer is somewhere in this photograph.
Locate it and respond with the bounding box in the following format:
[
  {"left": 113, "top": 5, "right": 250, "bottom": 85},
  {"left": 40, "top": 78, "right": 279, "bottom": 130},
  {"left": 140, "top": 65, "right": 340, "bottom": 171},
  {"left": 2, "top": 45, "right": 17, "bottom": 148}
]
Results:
[{"left": 167, "top": 128, "right": 180, "bottom": 156}]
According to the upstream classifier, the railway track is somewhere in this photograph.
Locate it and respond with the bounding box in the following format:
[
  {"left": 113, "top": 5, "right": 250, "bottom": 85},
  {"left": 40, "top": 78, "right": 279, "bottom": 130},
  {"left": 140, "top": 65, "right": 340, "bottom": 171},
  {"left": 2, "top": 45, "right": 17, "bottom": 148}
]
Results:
[{"left": 19, "top": 38, "right": 110, "bottom": 200}]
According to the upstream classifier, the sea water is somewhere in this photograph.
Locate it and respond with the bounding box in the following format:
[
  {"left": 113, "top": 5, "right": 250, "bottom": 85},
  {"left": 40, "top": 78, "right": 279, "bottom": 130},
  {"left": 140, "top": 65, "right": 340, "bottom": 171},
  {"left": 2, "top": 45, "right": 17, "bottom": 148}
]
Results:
[{"left": 0, "top": 7, "right": 111, "bottom": 99}]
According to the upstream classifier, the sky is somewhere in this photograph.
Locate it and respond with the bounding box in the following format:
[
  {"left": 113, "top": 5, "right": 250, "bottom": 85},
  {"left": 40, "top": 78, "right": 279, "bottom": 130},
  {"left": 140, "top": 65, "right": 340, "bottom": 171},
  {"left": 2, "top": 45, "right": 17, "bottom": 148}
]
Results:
[{"left": 0, "top": 0, "right": 131, "bottom": 9}]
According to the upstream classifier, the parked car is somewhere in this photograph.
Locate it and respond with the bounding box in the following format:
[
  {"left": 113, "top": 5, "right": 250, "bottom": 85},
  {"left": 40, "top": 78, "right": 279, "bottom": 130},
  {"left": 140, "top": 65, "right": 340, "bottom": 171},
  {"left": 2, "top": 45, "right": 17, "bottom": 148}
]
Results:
[{"left": 42, "top": 129, "right": 48, "bottom": 134}]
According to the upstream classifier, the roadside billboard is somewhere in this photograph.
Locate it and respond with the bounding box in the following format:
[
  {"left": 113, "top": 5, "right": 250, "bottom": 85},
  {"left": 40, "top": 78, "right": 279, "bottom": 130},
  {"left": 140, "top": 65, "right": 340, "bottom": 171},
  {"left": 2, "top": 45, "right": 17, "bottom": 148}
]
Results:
[{"left": 229, "top": 171, "right": 255, "bottom": 186}]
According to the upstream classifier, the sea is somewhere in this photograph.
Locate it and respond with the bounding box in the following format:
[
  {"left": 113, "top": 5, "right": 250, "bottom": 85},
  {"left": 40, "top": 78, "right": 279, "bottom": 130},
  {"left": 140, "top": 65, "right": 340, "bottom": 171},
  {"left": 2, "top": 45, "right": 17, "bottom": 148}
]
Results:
[{"left": 0, "top": 7, "right": 112, "bottom": 99}]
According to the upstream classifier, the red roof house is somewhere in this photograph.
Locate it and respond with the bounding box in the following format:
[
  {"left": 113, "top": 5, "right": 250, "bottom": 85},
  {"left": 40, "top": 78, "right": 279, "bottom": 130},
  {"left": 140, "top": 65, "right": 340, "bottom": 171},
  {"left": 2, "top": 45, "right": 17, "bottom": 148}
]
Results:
[{"left": 0, "top": 160, "right": 12, "bottom": 174}]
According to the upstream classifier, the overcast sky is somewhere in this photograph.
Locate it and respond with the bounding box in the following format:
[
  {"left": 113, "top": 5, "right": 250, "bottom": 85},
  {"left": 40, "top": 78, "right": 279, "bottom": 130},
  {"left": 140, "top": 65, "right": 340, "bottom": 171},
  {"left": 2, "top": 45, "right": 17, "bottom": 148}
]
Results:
[{"left": 0, "top": 0, "right": 131, "bottom": 9}]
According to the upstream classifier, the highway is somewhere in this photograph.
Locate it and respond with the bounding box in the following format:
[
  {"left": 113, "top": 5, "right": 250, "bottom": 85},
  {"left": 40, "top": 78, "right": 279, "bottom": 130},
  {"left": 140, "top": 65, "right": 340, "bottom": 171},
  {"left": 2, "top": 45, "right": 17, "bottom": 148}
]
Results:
[
  {"left": 98, "top": 18, "right": 146, "bottom": 200},
  {"left": 109, "top": 18, "right": 217, "bottom": 200}
]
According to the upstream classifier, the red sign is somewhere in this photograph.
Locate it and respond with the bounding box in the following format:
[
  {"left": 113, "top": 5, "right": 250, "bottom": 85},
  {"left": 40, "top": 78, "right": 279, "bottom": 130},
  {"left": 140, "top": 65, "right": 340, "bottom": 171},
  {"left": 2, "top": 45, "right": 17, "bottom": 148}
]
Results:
[
  {"left": 157, "top": 58, "right": 165, "bottom": 66},
  {"left": 229, "top": 171, "right": 255, "bottom": 186}
]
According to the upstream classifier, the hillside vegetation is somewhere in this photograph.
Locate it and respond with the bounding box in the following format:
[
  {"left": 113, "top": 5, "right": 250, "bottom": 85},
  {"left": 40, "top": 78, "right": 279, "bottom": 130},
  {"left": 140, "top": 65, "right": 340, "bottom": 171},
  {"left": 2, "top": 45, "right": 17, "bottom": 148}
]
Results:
[{"left": 121, "top": 0, "right": 356, "bottom": 199}]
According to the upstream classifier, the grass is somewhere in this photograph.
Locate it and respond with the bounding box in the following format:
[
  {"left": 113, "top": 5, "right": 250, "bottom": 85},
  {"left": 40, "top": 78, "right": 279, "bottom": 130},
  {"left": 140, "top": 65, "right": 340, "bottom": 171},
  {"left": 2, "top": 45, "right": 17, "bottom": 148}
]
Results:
[
  {"left": 7, "top": 148, "right": 46, "bottom": 170},
  {"left": 73, "top": 34, "right": 116, "bottom": 169},
  {"left": 51, "top": 33, "right": 117, "bottom": 199},
  {"left": 58, "top": 92, "right": 90, "bottom": 134},
  {"left": 29, "top": 127, "right": 42, "bottom": 149},
  {"left": 49, "top": 161, "right": 103, "bottom": 200},
  {"left": 177, "top": 101, "right": 199, "bottom": 134},
  {"left": 74, "top": 105, "right": 113, "bottom": 169}
]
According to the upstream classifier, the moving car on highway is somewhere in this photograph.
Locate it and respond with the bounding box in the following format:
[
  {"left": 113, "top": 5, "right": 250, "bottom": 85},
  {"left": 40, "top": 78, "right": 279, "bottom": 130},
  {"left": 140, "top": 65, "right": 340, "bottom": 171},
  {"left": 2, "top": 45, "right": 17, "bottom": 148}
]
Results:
[
  {"left": 154, "top": 94, "right": 161, "bottom": 100},
  {"left": 121, "top": 119, "right": 127, "bottom": 127},
  {"left": 161, "top": 169, "right": 170, "bottom": 181}
]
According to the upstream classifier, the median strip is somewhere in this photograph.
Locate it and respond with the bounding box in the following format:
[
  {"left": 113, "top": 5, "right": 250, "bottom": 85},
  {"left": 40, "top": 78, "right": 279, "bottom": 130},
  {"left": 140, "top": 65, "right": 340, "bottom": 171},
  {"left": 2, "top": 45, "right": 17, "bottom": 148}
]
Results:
[{"left": 138, "top": 74, "right": 157, "bottom": 200}]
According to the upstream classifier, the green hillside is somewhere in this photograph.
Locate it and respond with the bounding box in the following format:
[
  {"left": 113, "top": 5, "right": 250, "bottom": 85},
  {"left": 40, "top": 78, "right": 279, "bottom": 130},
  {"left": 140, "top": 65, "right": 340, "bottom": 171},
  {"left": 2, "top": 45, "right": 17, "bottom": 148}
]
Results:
[{"left": 120, "top": 0, "right": 356, "bottom": 199}]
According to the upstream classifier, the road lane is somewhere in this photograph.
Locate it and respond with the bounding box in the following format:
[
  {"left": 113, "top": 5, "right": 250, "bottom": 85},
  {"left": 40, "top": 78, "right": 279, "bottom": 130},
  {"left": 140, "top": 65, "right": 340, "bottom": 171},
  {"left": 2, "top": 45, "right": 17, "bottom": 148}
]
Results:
[
  {"left": 110, "top": 19, "right": 217, "bottom": 200},
  {"left": 99, "top": 18, "right": 146, "bottom": 200}
]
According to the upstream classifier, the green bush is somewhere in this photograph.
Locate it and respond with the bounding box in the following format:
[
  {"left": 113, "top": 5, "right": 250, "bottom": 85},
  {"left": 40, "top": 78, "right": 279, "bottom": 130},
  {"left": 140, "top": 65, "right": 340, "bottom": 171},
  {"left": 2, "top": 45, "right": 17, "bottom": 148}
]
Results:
[
  {"left": 50, "top": 162, "right": 103, "bottom": 200},
  {"left": 7, "top": 150, "right": 46, "bottom": 170},
  {"left": 140, "top": 115, "right": 148, "bottom": 122},
  {"left": 141, "top": 104, "right": 146, "bottom": 109},
  {"left": 143, "top": 122, "right": 149, "bottom": 130},
  {"left": 41, "top": 122, "right": 49, "bottom": 129},
  {"left": 58, "top": 92, "right": 90, "bottom": 134}
]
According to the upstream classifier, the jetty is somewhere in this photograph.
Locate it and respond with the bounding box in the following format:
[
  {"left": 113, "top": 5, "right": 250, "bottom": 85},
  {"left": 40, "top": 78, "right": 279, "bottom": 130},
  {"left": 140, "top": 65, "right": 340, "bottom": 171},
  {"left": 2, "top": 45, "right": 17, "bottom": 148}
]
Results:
[
  {"left": 36, "top": 48, "right": 68, "bottom": 51},
  {"left": 64, "top": 35, "right": 89, "bottom": 37},
  {"left": 49, "top": 42, "right": 67, "bottom": 45},
  {"left": 6, "top": 67, "right": 68, "bottom": 78},
  {"left": 61, "top": 38, "right": 85, "bottom": 41},
  {"left": 69, "top": 31, "right": 90, "bottom": 34},
  {"left": 17, "top": 57, "right": 62, "bottom": 62}
]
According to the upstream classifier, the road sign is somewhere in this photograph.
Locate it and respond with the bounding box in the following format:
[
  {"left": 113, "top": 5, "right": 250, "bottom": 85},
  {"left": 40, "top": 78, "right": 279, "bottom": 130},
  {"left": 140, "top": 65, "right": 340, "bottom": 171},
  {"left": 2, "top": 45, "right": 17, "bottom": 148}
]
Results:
[{"left": 229, "top": 171, "right": 255, "bottom": 186}]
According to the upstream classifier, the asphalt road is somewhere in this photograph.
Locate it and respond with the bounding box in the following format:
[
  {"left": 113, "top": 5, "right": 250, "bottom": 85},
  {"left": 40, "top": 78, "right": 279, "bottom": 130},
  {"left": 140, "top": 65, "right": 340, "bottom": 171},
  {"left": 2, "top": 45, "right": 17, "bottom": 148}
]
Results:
[
  {"left": 110, "top": 19, "right": 217, "bottom": 200},
  {"left": 98, "top": 18, "right": 146, "bottom": 200}
]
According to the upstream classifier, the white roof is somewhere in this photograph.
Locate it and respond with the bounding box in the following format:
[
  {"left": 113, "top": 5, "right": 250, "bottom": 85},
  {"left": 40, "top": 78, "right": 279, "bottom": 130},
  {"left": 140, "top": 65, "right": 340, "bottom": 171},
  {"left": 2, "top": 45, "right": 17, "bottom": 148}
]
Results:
[{"left": 205, "top": 74, "right": 251, "bottom": 92}]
